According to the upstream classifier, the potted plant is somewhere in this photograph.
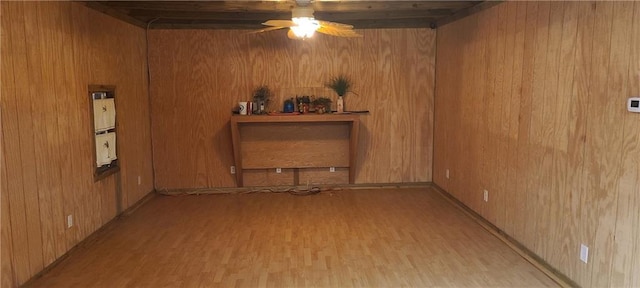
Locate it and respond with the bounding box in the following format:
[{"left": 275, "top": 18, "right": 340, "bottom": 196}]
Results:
[
  {"left": 325, "top": 74, "right": 352, "bottom": 113},
  {"left": 252, "top": 85, "right": 272, "bottom": 114},
  {"left": 311, "top": 97, "right": 332, "bottom": 114}
]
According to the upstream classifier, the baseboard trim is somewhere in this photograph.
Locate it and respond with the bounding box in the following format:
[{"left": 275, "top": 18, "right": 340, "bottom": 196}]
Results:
[{"left": 430, "top": 183, "right": 577, "bottom": 288}]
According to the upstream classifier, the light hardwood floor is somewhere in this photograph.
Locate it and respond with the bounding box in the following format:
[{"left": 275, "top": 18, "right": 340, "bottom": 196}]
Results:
[{"left": 24, "top": 187, "right": 558, "bottom": 287}]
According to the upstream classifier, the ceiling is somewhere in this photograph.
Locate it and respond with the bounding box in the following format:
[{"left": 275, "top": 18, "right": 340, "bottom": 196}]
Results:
[{"left": 84, "top": 1, "right": 498, "bottom": 30}]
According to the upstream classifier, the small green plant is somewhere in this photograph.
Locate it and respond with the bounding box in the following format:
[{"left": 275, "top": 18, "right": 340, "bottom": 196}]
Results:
[
  {"left": 325, "top": 74, "right": 352, "bottom": 97},
  {"left": 252, "top": 85, "right": 272, "bottom": 102},
  {"left": 252, "top": 85, "right": 272, "bottom": 113}
]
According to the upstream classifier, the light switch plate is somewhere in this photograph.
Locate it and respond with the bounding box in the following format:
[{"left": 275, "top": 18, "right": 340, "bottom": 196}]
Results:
[{"left": 580, "top": 244, "right": 589, "bottom": 263}]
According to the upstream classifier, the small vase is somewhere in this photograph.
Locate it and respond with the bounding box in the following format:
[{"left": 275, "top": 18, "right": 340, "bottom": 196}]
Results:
[{"left": 337, "top": 96, "right": 344, "bottom": 113}]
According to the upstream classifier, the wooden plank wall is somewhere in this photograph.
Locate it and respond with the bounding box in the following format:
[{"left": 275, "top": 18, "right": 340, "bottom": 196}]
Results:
[
  {"left": 148, "top": 28, "right": 435, "bottom": 189},
  {"left": 433, "top": 2, "right": 640, "bottom": 287},
  {"left": 1, "top": 2, "right": 154, "bottom": 287}
]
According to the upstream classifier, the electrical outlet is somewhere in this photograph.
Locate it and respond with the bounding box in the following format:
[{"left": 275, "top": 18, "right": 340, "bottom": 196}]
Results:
[
  {"left": 580, "top": 244, "right": 589, "bottom": 263},
  {"left": 230, "top": 166, "right": 236, "bottom": 174},
  {"left": 446, "top": 169, "right": 450, "bottom": 179},
  {"left": 483, "top": 190, "right": 489, "bottom": 202},
  {"left": 137, "top": 175, "right": 141, "bottom": 185},
  {"left": 66, "top": 215, "right": 73, "bottom": 228},
  {"left": 329, "top": 167, "right": 335, "bottom": 172},
  {"left": 276, "top": 168, "right": 282, "bottom": 173}
]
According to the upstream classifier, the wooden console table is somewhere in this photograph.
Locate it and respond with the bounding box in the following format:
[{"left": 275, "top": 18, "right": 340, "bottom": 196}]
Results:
[{"left": 230, "top": 114, "right": 360, "bottom": 187}]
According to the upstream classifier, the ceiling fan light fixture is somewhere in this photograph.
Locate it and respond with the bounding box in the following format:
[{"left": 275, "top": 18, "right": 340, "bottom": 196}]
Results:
[
  {"left": 257, "top": 4, "right": 358, "bottom": 39},
  {"left": 291, "top": 17, "right": 319, "bottom": 38}
]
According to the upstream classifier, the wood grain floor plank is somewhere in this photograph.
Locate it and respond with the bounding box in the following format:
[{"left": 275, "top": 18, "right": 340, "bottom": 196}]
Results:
[{"left": 23, "top": 188, "right": 559, "bottom": 288}]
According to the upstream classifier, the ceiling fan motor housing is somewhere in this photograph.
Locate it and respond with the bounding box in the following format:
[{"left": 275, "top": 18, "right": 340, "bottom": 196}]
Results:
[{"left": 292, "top": 7, "right": 315, "bottom": 19}]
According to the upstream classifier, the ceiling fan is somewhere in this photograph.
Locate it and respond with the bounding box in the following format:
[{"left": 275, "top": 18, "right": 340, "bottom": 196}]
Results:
[{"left": 253, "top": 0, "right": 362, "bottom": 39}]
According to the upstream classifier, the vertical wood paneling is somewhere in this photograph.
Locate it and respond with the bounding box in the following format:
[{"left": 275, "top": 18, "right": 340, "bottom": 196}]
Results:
[
  {"left": 611, "top": 3, "right": 640, "bottom": 286},
  {"left": 526, "top": 1, "right": 550, "bottom": 254},
  {"left": 27, "top": 2, "right": 66, "bottom": 266},
  {"left": 8, "top": 2, "right": 46, "bottom": 276},
  {"left": 1, "top": 3, "right": 31, "bottom": 284},
  {"left": 55, "top": 1, "right": 82, "bottom": 248},
  {"left": 514, "top": 2, "right": 537, "bottom": 244},
  {"left": 537, "top": 1, "right": 563, "bottom": 262},
  {"left": 42, "top": 2, "right": 72, "bottom": 260},
  {"left": 503, "top": 1, "right": 526, "bottom": 238},
  {"left": 1, "top": 153, "right": 15, "bottom": 288},
  {"left": 410, "top": 30, "right": 435, "bottom": 183},
  {"left": 592, "top": 2, "right": 634, "bottom": 287},
  {"left": 149, "top": 29, "right": 435, "bottom": 189},
  {"left": 471, "top": 13, "right": 487, "bottom": 210},
  {"left": 584, "top": 3, "right": 620, "bottom": 287},
  {"left": 456, "top": 18, "right": 477, "bottom": 207},
  {"left": 553, "top": 1, "right": 579, "bottom": 274},
  {"left": 68, "top": 1, "right": 94, "bottom": 242},
  {"left": 493, "top": 3, "right": 509, "bottom": 230},
  {"left": 432, "top": 21, "right": 452, "bottom": 191},
  {"left": 622, "top": 4, "right": 640, "bottom": 287},
  {"left": 571, "top": 2, "right": 595, "bottom": 284},
  {"left": 479, "top": 5, "right": 498, "bottom": 222},
  {"left": 434, "top": 2, "right": 640, "bottom": 287},
  {"left": 1, "top": 2, "right": 153, "bottom": 286}
]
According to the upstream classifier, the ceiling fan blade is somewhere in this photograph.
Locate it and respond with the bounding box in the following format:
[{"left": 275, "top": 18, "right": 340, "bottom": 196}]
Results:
[
  {"left": 317, "top": 20, "right": 354, "bottom": 30},
  {"left": 248, "top": 26, "right": 287, "bottom": 34},
  {"left": 263, "top": 20, "right": 296, "bottom": 28},
  {"left": 317, "top": 26, "right": 362, "bottom": 38}
]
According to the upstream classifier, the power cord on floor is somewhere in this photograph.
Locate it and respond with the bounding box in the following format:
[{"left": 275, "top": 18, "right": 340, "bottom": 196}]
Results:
[
  {"left": 157, "top": 185, "right": 338, "bottom": 197},
  {"left": 241, "top": 186, "right": 322, "bottom": 196}
]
